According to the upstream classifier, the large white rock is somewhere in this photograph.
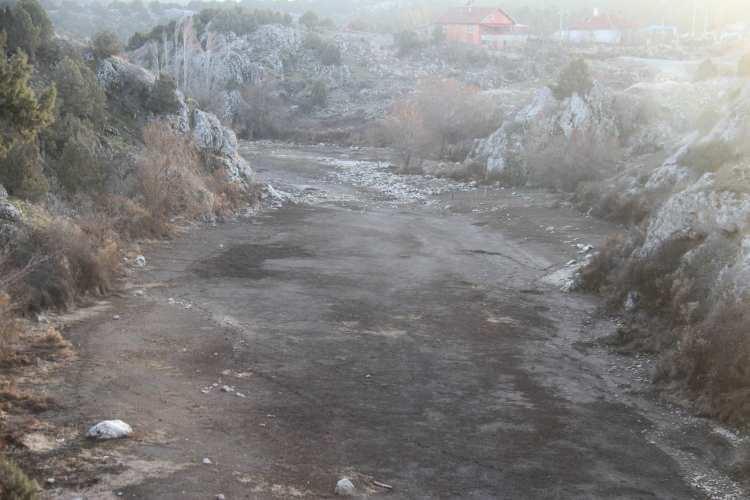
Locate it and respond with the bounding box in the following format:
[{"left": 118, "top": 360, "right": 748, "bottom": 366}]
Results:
[
  {"left": 334, "top": 478, "right": 356, "bottom": 497},
  {"left": 86, "top": 420, "right": 133, "bottom": 440}
]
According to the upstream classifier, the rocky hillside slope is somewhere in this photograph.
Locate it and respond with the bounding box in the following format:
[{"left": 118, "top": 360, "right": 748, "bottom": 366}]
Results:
[{"left": 471, "top": 54, "right": 750, "bottom": 422}]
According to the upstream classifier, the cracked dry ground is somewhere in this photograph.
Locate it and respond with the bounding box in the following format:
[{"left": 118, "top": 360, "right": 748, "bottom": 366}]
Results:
[{"left": 32, "top": 143, "right": 747, "bottom": 499}]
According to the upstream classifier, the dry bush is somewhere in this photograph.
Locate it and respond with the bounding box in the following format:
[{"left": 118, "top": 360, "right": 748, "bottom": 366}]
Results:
[
  {"left": 380, "top": 101, "right": 432, "bottom": 171},
  {"left": 136, "top": 121, "right": 214, "bottom": 231},
  {"left": 527, "top": 131, "right": 621, "bottom": 192},
  {"left": 0, "top": 293, "right": 22, "bottom": 363},
  {"left": 6, "top": 218, "right": 120, "bottom": 312},
  {"left": 96, "top": 194, "right": 166, "bottom": 239},
  {"left": 206, "top": 172, "right": 262, "bottom": 217},
  {"left": 379, "top": 79, "right": 500, "bottom": 170},
  {"left": 674, "top": 302, "right": 750, "bottom": 424}
]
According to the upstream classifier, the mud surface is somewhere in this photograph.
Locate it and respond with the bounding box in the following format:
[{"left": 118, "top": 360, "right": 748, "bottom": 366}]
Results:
[{"left": 37, "top": 143, "right": 747, "bottom": 499}]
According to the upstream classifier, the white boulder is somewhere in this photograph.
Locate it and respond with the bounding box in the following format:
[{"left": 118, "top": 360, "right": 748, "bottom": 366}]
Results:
[
  {"left": 86, "top": 420, "right": 133, "bottom": 440},
  {"left": 335, "top": 478, "right": 356, "bottom": 496}
]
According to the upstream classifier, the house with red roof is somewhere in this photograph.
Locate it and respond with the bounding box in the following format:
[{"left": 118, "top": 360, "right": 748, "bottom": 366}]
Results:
[
  {"left": 557, "top": 9, "right": 637, "bottom": 45},
  {"left": 434, "top": 6, "right": 528, "bottom": 49}
]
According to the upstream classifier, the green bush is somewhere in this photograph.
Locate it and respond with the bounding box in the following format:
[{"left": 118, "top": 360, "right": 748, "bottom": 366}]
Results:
[
  {"left": 92, "top": 30, "right": 123, "bottom": 59},
  {"left": 0, "top": 455, "right": 40, "bottom": 500},
  {"left": 303, "top": 34, "right": 341, "bottom": 66},
  {"left": 308, "top": 80, "right": 327, "bottom": 109},
  {"left": 52, "top": 56, "right": 106, "bottom": 122},
  {"left": 0, "top": 142, "right": 48, "bottom": 201},
  {"left": 0, "top": 0, "right": 53, "bottom": 60},
  {"left": 299, "top": 11, "right": 319, "bottom": 30},
  {"left": 147, "top": 73, "right": 181, "bottom": 114},
  {"left": 57, "top": 138, "right": 104, "bottom": 194},
  {"left": 0, "top": 33, "right": 56, "bottom": 159},
  {"left": 553, "top": 59, "right": 593, "bottom": 100},
  {"left": 395, "top": 30, "right": 422, "bottom": 57}
]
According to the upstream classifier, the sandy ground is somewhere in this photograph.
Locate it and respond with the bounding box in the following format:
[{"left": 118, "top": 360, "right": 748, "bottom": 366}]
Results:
[{"left": 24, "top": 143, "right": 748, "bottom": 499}]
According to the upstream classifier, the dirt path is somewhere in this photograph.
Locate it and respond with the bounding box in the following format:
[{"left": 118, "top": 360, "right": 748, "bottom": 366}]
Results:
[{"left": 37, "top": 143, "right": 746, "bottom": 499}]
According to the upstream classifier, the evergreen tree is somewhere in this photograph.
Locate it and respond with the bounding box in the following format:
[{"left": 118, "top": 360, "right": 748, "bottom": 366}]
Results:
[
  {"left": 52, "top": 56, "right": 106, "bottom": 122},
  {"left": 147, "top": 73, "right": 181, "bottom": 114},
  {"left": 553, "top": 59, "right": 593, "bottom": 100},
  {"left": 0, "top": 33, "right": 56, "bottom": 159}
]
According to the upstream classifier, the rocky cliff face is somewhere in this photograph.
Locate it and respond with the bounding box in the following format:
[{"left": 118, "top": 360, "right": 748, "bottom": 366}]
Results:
[
  {"left": 96, "top": 55, "right": 254, "bottom": 189},
  {"left": 471, "top": 83, "right": 622, "bottom": 187},
  {"left": 128, "top": 19, "right": 352, "bottom": 121}
]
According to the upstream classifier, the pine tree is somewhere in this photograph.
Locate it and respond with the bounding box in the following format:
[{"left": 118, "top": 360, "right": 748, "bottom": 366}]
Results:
[{"left": 0, "top": 33, "right": 56, "bottom": 159}]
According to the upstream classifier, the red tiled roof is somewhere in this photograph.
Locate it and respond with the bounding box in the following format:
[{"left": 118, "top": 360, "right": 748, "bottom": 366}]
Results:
[
  {"left": 435, "top": 7, "right": 516, "bottom": 27},
  {"left": 570, "top": 13, "right": 636, "bottom": 31}
]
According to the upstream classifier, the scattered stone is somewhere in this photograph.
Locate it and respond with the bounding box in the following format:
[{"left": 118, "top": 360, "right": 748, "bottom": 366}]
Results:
[
  {"left": 46, "top": 477, "right": 55, "bottom": 484},
  {"left": 216, "top": 495, "right": 226, "bottom": 500},
  {"left": 133, "top": 289, "right": 145, "bottom": 297},
  {"left": 202, "top": 457, "right": 213, "bottom": 465},
  {"left": 134, "top": 255, "right": 147, "bottom": 267},
  {"left": 87, "top": 420, "right": 133, "bottom": 440},
  {"left": 335, "top": 478, "right": 356, "bottom": 497},
  {"left": 0, "top": 184, "right": 7, "bottom": 199},
  {"left": 113, "top": 315, "right": 121, "bottom": 320}
]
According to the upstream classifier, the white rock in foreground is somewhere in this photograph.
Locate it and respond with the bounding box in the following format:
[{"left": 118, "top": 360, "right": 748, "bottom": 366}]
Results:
[
  {"left": 335, "top": 478, "right": 356, "bottom": 496},
  {"left": 87, "top": 420, "right": 133, "bottom": 440}
]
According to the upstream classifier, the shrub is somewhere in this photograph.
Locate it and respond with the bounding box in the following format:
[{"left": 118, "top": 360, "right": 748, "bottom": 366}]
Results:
[
  {"left": 0, "top": 455, "right": 39, "bottom": 499},
  {"left": 432, "top": 26, "right": 446, "bottom": 45},
  {"left": 136, "top": 121, "right": 213, "bottom": 230},
  {"left": 236, "top": 82, "right": 291, "bottom": 140},
  {"left": 675, "top": 302, "right": 750, "bottom": 424},
  {"left": 147, "top": 74, "right": 181, "bottom": 114},
  {"left": 552, "top": 59, "right": 593, "bottom": 100},
  {"left": 7, "top": 217, "right": 119, "bottom": 312},
  {"left": 379, "top": 79, "right": 500, "bottom": 168},
  {"left": 739, "top": 53, "right": 750, "bottom": 77},
  {"left": 681, "top": 140, "right": 737, "bottom": 174},
  {"left": 303, "top": 34, "right": 341, "bottom": 66},
  {"left": 395, "top": 30, "right": 422, "bottom": 57},
  {"left": 91, "top": 30, "right": 123, "bottom": 58},
  {"left": 56, "top": 137, "right": 104, "bottom": 194},
  {"left": 52, "top": 56, "right": 106, "bottom": 122},
  {"left": 307, "top": 80, "right": 328, "bottom": 109},
  {"left": 299, "top": 10, "right": 319, "bottom": 30},
  {"left": 0, "top": 142, "right": 48, "bottom": 201},
  {"left": 0, "top": 35, "right": 56, "bottom": 159},
  {"left": 0, "top": 0, "right": 53, "bottom": 61},
  {"left": 694, "top": 59, "right": 718, "bottom": 81}
]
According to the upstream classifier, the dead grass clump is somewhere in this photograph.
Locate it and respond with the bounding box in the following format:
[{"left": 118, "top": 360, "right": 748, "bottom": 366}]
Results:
[
  {"left": 673, "top": 302, "right": 750, "bottom": 424},
  {"left": 0, "top": 294, "right": 23, "bottom": 364},
  {"left": 97, "top": 195, "right": 167, "bottom": 240},
  {"left": 0, "top": 455, "right": 40, "bottom": 500},
  {"left": 136, "top": 121, "right": 214, "bottom": 231}
]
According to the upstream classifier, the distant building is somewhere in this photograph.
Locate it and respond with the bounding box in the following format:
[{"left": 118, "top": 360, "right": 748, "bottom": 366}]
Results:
[
  {"left": 556, "top": 9, "right": 636, "bottom": 45},
  {"left": 434, "top": 6, "right": 528, "bottom": 49}
]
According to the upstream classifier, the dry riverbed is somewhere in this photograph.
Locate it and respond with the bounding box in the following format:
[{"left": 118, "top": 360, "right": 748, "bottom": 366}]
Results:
[{"left": 11, "top": 142, "right": 749, "bottom": 499}]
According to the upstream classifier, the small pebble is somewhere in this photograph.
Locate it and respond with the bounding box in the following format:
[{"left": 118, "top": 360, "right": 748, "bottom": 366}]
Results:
[{"left": 202, "top": 457, "right": 212, "bottom": 465}]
